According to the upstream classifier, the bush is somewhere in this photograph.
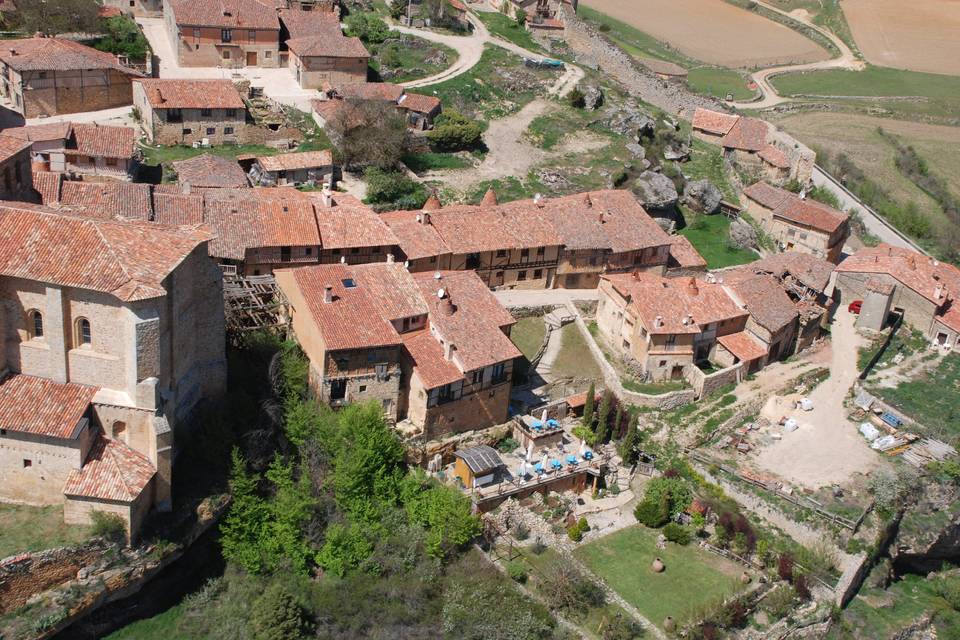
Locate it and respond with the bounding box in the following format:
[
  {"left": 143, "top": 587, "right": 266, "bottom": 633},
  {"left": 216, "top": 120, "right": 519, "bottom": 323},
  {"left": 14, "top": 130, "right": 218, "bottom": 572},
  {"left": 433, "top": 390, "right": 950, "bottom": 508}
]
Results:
[
  {"left": 777, "top": 553, "right": 794, "bottom": 582},
  {"left": 634, "top": 494, "right": 670, "bottom": 528},
  {"left": 344, "top": 12, "right": 390, "bottom": 43},
  {"left": 663, "top": 522, "right": 691, "bottom": 545},
  {"left": 793, "top": 572, "right": 812, "bottom": 601},
  {"left": 513, "top": 522, "right": 530, "bottom": 541},
  {"left": 531, "top": 539, "right": 548, "bottom": 555},
  {"left": 250, "top": 582, "right": 307, "bottom": 640},
  {"left": 577, "top": 517, "right": 590, "bottom": 533},
  {"left": 567, "top": 524, "right": 584, "bottom": 542},
  {"left": 601, "top": 615, "right": 644, "bottom": 640},
  {"left": 567, "top": 88, "right": 586, "bottom": 109},
  {"left": 762, "top": 585, "right": 796, "bottom": 620},
  {"left": 427, "top": 110, "right": 484, "bottom": 152},
  {"left": 497, "top": 437, "right": 519, "bottom": 453},
  {"left": 507, "top": 561, "right": 528, "bottom": 583},
  {"left": 598, "top": 23, "right": 611, "bottom": 32},
  {"left": 363, "top": 167, "right": 428, "bottom": 208},
  {"left": 936, "top": 575, "right": 960, "bottom": 611},
  {"left": 91, "top": 511, "right": 126, "bottom": 543}
]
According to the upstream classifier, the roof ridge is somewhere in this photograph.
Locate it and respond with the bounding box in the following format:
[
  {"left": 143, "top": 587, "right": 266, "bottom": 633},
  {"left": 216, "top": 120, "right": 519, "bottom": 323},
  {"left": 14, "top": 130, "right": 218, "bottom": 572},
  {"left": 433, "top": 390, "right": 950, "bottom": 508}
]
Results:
[{"left": 90, "top": 218, "right": 139, "bottom": 295}]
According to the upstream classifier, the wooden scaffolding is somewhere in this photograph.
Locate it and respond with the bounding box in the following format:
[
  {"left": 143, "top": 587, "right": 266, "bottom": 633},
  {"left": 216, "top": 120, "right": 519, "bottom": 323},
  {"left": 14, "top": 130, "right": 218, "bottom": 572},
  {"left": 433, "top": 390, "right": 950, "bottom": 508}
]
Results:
[{"left": 222, "top": 267, "right": 290, "bottom": 340}]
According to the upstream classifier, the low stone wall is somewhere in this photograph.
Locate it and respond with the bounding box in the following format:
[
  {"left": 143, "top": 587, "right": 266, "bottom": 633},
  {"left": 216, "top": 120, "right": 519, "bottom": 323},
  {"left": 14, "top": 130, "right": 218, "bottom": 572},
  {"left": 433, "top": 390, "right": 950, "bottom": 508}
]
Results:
[
  {"left": 0, "top": 541, "right": 110, "bottom": 614},
  {"left": 684, "top": 362, "right": 743, "bottom": 399}
]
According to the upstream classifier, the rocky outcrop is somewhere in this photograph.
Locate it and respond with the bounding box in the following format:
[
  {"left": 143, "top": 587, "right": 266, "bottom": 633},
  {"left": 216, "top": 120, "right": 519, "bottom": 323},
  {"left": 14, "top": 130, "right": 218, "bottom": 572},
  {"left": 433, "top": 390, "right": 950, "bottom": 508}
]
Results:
[
  {"left": 604, "top": 103, "right": 655, "bottom": 142},
  {"left": 632, "top": 170, "right": 678, "bottom": 210},
  {"left": 729, "top": 216, "right": 759, "bottom": 250},
  {"left": 583, "top": 84, "right": 604, "bottom": 110},
  {"left": 890, "top": 490, "right": 960, "bottom": 574},
  {"left": 683, "top": 179, "right": 723, "bottom": 214}
]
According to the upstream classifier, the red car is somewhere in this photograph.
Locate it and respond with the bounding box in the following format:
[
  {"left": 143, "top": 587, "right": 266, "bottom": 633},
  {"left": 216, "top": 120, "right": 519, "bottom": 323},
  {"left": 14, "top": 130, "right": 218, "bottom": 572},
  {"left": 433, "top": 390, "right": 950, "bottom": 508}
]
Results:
[{"left": 848, "top": 300, "right": 863, "bottom": 314}]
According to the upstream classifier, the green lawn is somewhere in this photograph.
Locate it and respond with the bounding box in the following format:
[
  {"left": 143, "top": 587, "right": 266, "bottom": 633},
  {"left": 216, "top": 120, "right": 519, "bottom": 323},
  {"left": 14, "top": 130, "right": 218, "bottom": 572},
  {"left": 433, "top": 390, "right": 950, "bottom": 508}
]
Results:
[
  {"left": 875, "top": 354, "right": 960, "bottom": 440},
  {"left": 0, "top": 504, "right": 92, "bottom": 559},
  {"left": 511, "top": 316, "right": 547, "bottom": 360},
  {"left": 683, "top": 139, "right": 738, "bottom": 201},
  {"left": 104, "top": 604, "right": 189, "bottom": 640},
  {"left": 679, "top": 213, "right": 757, "bottom": 269},
  {"left": 476, "top": 10, "right": 545, "bottom": 53},
  {"left": 770, "top": 65, "right": 960, "bottom": 120},
  {"left": 551, "top": 323, "right": 602, "bottom": 382},
  {"left": 687, "top": 67, "right": 754, "bottom": 101},
  {"left": 401, "top": 151, "right": 471, "bottom": 173},
  {"left": 575, "top": 525, "right": 746, "bottom": 629},
  {"left": 622, "top": 378, "right": 688, "bottom": 395},
  {"left": 368, "top": 35, "right": 459, "bottom": 83}
]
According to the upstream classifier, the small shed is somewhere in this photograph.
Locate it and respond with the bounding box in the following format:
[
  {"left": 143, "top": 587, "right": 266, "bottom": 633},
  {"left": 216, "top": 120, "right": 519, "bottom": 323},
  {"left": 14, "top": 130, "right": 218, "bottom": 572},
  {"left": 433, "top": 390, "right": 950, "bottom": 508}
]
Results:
[
  {"left": 249, "top": 150, "right": 339, "bottom": 187},
  {"left": 453, "top": 445, "right": 504, "bottom": 488}
]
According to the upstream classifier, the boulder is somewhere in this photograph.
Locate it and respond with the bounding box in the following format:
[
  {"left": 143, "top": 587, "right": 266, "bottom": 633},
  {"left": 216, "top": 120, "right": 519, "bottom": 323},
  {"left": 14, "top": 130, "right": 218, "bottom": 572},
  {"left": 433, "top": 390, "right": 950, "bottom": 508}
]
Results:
[
  {"left": 625, "top": 142, "right": 646, "bottom": 159},
  {"left": 663, "top": 139, "right": 691, "bottom": 161},
  {"left": 683, "top": 179, "right": 723, "bottom": 214},
  {"left": 729, "top": 216, "right": 758, "bottom": 250},
  {"left": 633, "top": 170, "right": 678, "bottom": 210},
  {"left": 605, "top": 104, "right": 656, "bottom": 141},
  {"left": 583, "top": 84, "right": 604, "bottom": 110}
]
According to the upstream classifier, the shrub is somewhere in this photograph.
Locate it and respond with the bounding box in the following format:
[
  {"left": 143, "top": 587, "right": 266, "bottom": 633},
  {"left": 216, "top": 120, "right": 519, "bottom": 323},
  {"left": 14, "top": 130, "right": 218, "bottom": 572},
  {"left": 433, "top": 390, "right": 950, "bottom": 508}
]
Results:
[
  {"left": 567, "top": 524, "right": 584, "bottom": 542},
  {"left": 497, "top": 437, "right": 519, "bottom": 453},
  {"left": 91, "top": 511, "right": 127, "bottom": 543},
  {"left": 363, "top": 167, "right": 428, "bottom": 208},
  {"left": 567, "top": 88, "right": 586, "bottom": 109},
  {"left": 601, "top": 615, "right": 644, "bottom": 640},
  {"left": 634, "top": 495, "right": 670, "bottom": 528},
  {"left": 513, "top": 522, "right": 530, "bottom": 541},
  {"left": 344, "top": 12, "right": 390, "bottom": 43},
  {"left": 427, "top": 110, "right": 484, "bottom": 152},
  {"left": 250, "top": 582, "right": 307, "bottom": 640},
  {"left": 937, "top": 575, "right": 960, "bottom": 611},
  {"left": 531, "top": 539, "right": 548, "bottom": 555},
  {"left": 598, "top": 23, "right": 611, "bottom": 32},
  {"left": 793, "top": 572, "right": 812, "bottom": 601},
  {"left": 762, "top": 585, "right": 796, "bottom": 620},
  {"left": 577, "top": 517, "right": 590, "bottom": 533},
  {"left": 663, "top": 522, "right": 691, "bottom": 545},
  {"left": 507, "top": 561, "right": 528, "bottom": 583},
  {"left": 777, "top": 553, "right": 794, "bottom": 582}
]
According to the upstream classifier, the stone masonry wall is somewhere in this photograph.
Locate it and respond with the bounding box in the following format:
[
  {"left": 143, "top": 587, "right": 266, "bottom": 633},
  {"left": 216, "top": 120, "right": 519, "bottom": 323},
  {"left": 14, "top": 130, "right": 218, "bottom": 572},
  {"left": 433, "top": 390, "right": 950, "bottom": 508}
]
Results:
[{"left": 0, "top": 541, "right": 108, "bottom": 614}]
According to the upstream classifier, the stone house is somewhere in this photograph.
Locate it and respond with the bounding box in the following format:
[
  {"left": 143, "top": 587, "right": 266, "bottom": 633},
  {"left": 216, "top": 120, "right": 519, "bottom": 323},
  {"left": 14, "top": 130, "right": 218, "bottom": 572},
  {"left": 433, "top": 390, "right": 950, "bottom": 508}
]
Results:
[
  {"left": 165, "top": 0, "right": 281, "bottom": 68},
  {"left": 312, "top": 83, "right": 443, "bottom": 131},
  {"left": 3, "top": 123, "right": 138, "bottom": 181},
  {"left": 743, "top": 182, "right": 850, "bottom": 264},
  {"left": 172, "top": 154, "right": 250, "bottom": 189},
  {"left": 0, "top": 203, "right": 227, "bottom": 541},
  {"left": 381, "top": 189, "right": 677, "bottom": 290},
  {"left": 834, "top": 245, "right": 960, "bottom": 351},
  {"left": 249, "top": 149, "right": 338, "bottom": 187},
  {"left": 275, "top": 262, "right": 519, "bottom": 437},
  {"left": 0, "top": 37, "right": 141, "bottom": 118},
  {"left": 279, "top": 9, "right": 369, "bottom": 88},
  {"left": 595, "top": 272, "right": 749, "bottom": 381},
  {"left": 33, "top": 176, "right": 153, "bottom": 222},
  {"left": 0, "top": 135, "right": 33, "bottom": 202},
  {"left": 133, "top": 79, "right": 250, "bottom": 146}
]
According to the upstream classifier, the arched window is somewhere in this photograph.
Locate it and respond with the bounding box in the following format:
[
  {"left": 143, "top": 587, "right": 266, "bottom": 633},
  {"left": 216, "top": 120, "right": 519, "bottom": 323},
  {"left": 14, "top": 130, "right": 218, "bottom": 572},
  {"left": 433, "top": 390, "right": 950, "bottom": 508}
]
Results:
[
  {"left": 111, "top": 421, "right": 126, "bottom": 441},
  {"left": 27, "top": 310, "right": 43, "bottom": 339},
  {"left": 75, "top": 317, "right": 91, "bottom": 347}
]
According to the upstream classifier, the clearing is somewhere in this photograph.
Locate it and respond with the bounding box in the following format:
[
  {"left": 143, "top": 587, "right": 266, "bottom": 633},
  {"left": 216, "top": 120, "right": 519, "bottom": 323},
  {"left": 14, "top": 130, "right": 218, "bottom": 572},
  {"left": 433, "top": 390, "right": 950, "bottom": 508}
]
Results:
[
  {"left": 511, "top": 316, "right": 548, "bottom": 361},
  {"left": 575, "top": 525, "right": 747, "bottom": 629},
  {"left": 872, "top": 354, "right": 960, "bottom": 442},
  {"left": 550, "top": 323, "right": 602, "bottom": 382},
  {"left": 678, "top": 213, "right": 757, "bottom": 269},
  {"left": 580, "top": 0, "right": 829, "bottom": 68},
  {"left": 368, "top": 34, "right": 459, "bottom": 84},
  {"left": 0, "top": 504, "right": 92, "bottom": 559},
  {"left": 842, "top": 0, "right": 960, "bottom": 76}
]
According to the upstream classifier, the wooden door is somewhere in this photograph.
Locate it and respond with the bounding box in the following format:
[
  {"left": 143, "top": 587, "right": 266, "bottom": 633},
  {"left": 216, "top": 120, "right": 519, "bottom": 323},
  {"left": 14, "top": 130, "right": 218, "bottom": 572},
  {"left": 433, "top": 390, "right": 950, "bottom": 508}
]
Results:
[{"left": 246, "top": 51, "right": 257, "bottom": 66}]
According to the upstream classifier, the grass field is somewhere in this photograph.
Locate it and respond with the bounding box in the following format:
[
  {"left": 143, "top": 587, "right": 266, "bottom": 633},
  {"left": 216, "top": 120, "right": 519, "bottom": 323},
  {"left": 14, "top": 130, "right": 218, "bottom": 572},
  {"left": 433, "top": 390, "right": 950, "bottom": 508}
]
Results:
[
  {"left": 368, "top": 34, "right": 458, "bottom": 83},
  {"left": 475, "top": 10, "right": 545, "bottom": 53},
  {"left": 511, "top": 316, "right": 547, "bottom": 360},
  {"left": 575, "top": 525, "right": 746, "bottom": 629},
  {"left": 401, "top": 152, "right": 472, "bottom": 173},
  {"left": 686, "top": 67, "right": 754, "bottom": 101},
  {"left": 104, "top": 605, "right": 188, "bottom": 640},
  {"left": 0, "top": 504, "right": 92, "bottom": 559},
  {"left": 679, "top": 213, "right": 757, "bottom": 269},
  {"left": 874, "top": 354, "right": 960, "bottom": 440},
  {"left": 552, "top": 323, "right": 602, "bottom": 381}
]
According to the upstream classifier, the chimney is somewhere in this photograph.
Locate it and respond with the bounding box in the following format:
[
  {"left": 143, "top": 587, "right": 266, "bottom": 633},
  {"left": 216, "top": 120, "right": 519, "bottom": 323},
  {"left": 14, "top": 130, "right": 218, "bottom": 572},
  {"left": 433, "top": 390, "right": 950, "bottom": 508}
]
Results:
[
  {"left": 421, "top": 211, "right": 431, "bottom": 225},
  {"left": 705, "top": 273, "right": 716, "bottom": 284},
  {"left": 181, "top": 181, "right": 191, "bottom": 195},
  {"left": 323, "top": 284, "right": 333, "bottom": 304},
  {"left": 438, "top": 288, "right": 455, "bottom": 316},
  {"left": 423, "top": 193, "right": 442, "bottom": 211},
  {"left": 598, "top": 211, "right": 605, "bottom": 224},
  {"left": 687, "top": 277, "right": 699, "bottom": 296},
  {"left": 583, "top": 193, "right": 592, "bottom": 208},
  {"left": 533, "top": 193, "right": 544, "bottom": 207},
  {"left": 386, "top": 253, "right": 395, "bottom": 263},
  {"left": 935, "top": 283, "right": 944, "bottom": 300},
  {"left": 654, "top": 315, "right": 663, "bottom": 329},
  {"left": 416, "top": 213, "right": 422, "bottom": 224},
  {"left": 320, "top": 185, "right": 333, "bottom": 208},
  {"left": 908, "top": 255, "right": 917, "bottom": 270},
  {"left": 340, "top": 256, "right": 346, "bottom": 264},
  {"left": 444, "top": 341, "right": 457, "bottom": 361},
  {"left": 685, "top": 313, "right": 694, "bottom": 325}
]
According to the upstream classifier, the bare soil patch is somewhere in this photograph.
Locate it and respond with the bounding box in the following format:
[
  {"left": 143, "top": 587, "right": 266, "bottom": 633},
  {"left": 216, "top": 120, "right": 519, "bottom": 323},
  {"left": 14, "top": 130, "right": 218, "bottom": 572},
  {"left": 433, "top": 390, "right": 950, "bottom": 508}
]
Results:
[
  {"left": 842, "top": 0, "right": 960, "bottom": 76},
  {"left": 581, "top": 0, "right": 830, "bottom": 68}
]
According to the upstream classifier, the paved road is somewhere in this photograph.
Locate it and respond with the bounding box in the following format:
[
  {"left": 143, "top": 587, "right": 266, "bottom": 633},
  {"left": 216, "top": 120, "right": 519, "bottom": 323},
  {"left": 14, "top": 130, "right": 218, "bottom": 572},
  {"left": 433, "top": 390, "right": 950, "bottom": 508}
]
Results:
[
  {"left": 730, "top": 0, "right": 863, "bottom": 109},
  {"left": 494, "top": 288, "right": 598, "bottom": 308},
  {"left": 811, "top": 165, "right": 929, "bottom": 254}
]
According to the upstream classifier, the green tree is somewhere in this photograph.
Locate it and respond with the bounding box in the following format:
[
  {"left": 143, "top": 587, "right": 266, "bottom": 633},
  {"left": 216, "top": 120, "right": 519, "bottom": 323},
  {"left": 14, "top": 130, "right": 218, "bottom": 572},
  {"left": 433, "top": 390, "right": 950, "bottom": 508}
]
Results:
[
  {"left": 617, "top": 413, "right": 641, "bottom": 464},
  {"left": 363, "top": 166, "right": 429, "bottom": 208},
  {"left": 262, "top": 455, "right": 315, "bottom": 574},
  {"left": 250, "top": 581, "right": 307, "bottom": 640},
  {"left": 315, "top": 521, "right": 373, "bottom": 577},
  {"left": 427, "top": 110, "right": 484, "bottom": 152},
  {"left": 595, "top": 391, "right": 612, "bottom": 443},
  {"left": 515, "top": 6, "right": 527, "bottom": 26},
  {"left": 344, "top": 12, "right": 390, "bottom": 43},
  {"left": 582, "top": 382, "right": 596, "bottom": 429},
  {"left": 613, "top": 403, "right": 624, "bottom": 440},
  {"left": 390, "top": 0, "right": 406, "bottom": 20},
  {"left": 93, "top": 16, "right": 149, "bottom": 61},
  {"left": 327, "top": 99, "right": 407, "bottom": 170},
  {"left": 405, "top": 481, "right": 481, "bottom": 559},
  {"left": 220, "top": 449, "right": 269, "bottom": 573},
  {"left": 15, "top": 0, "right": 101, "bottom": 35}
]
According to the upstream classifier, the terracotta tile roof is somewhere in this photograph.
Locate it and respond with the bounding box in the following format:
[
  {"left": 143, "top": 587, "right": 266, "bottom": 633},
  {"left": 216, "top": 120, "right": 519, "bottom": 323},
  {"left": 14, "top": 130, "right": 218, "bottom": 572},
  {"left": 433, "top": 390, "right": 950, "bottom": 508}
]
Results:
[
  {"left": 603, "top": 272, "right": 747, "bottom": 335},
  {"left": 937, "top": 302, "right": 960, "bottom": 333},
  {"left": 64, "top": 433, "right": 155, "bottom": 502},
  {"left": 0, "top": 373, "right": 97, "bottom": 439},
  {"left": 866, "top": 277, "right": 895, "bottom": 296},
  {"left": 135, "top": 79, "right": 246, "bottom": 110},
  {"left": 57, "top": 181, "right": 153, "bottom": 221},
  {"left": 256, "top": 150, "right": 334, "bottom": 172},
  {"left": 836, "top": 244, "right": 960, "bottom": 307},
  {"left": 420, "top": 199, "right": 561, "bottom": 254},
  {"left": 721, "top": 117, "right": 769, "bottom": 152},
  {"left": 758, "top": 144, "right": 790, "bottom": 169},
  {"left": 286, "top": 34, "right": 369, "bottom": 58},
  {"left": 380, "top": 210, "right": 452, "bottom": 260},
  {"left": 668, "top": 235, "right": 708, "bottom": 268},
  {"left": 543, "top": 190, "right": 671, "bottom": 254},
  {"left": 0, "top": 38, "right": 140, "bottom": 74},
  {"left": 724, "top": 271, "right": 798, "bottom": 333},
  {"left": 412, "top": 270, "right": 519, "bottom": 372},
  {"left": 0, "top": 134, "right": 31, "bottom": 163},
  {"left": 311, "top": 195, "right": 397, "bottom": 250},
  {"left": 744, "top": 181, "right": 847, "bottom": 235},
  {"left": 691, "top": 108, "right": 739, "bottom": 136},
  {"left": 352, "top": 262, "right": 428, "bottom": 321},
  {"left": 167, "top": 0, "right": 279, "bottom": 29},
  {"left": 333, "top": 82, "right": 405, "bottom": 103},
  {"left": 736, "top": 252, "right": 835, "bottom": 295},
  {"left": 402, "top": 329, "right": 464, "bottom": 389},
  {"left": 31, "top": 170, "right": 62, "bottom": 204},
  {"left": 743, "top": 181, "right": 791, "bottom": 211},
  {"left": 287, "top": 263, "right": 402, "bottom": 351},
  {"left": 311, "top": 99, "right": 344, "bottom": 122},
  {"left": 0, "top": 204, "right": 210, "bottom": 301},
  {"left": 397, "top": 92, "right": 441, "bottom": 115},
  {"left": 173, "top": 154, "right": 249, "bottom": 189},
  {"left": 152, "top": 191, "right": 206, "bottom": 225},
  {"left": 205, "top": 196, "right": 320, "bottom": 260},
  {"left": 718, "top": 331, "right": 767, "bottom": 363},
  {"left": 278, "top": 7, "right": 341, "bottom": 38},
  {"left": 1, "top": 122, "right": 72, "bottom": 143},
  {"left": 70, "top": 124, "right": 136, "bottom": 159},
  {"left": 448, "top": 0, "right": 467, "bottom": 11}
]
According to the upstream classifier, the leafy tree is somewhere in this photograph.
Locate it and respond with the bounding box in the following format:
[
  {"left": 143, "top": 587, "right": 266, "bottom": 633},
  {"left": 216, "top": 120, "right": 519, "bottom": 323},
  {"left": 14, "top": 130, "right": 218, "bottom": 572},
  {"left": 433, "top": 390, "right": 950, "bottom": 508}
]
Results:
[
  {"left": 327, "top": 99, "right": 407, "bottom": 169},
  {"left": 613, "top": 403, "right": 625, "bottom": 441},
  {"left": 617, "top": 413, "right": 642, "bottom": 464},
  {"left": 582, "top": 382, "right": 596, "bottom": 429},
  {"left": 427, "top": 110, "right": 484, "bottom": 152},
  {"left": 390, "top": 0, "right": 406, "bottom": 20},
  {"left": 93, "top": 16, "right": 149, "bottom": 61},
  {"left": 633, "top": 476, "right": 691, "bottom": 528},
  {"left": 344, "top": 12, "right": 390, "bottom": 43},
  {"left": 567, "top": 88, "right": 586, "bottom": 109},
  {"left": 595, "top": 391, "right": 612, "bottom": 443},
  {"left": 220, "top": 449, "right": 269, "bottom": 573},
  {"left": 261, "top": 455, "right": 315, "bottom": 574},
  {"left": 405, "top": 480, "right": 481, "bottom": 559},
  {"left": 316, "top": 521, "right": 373, "bottom": 577},
  {"left": 633, "top": 491, "right": 670, "bottom": 528},
  {"left": 663, "top": 522, "right": 691, "bottom": 545},
  {"left": 363, "top": 166, "right": 429, "bottom": 209},
  {"left": 14, "top": 0, "right": 101, "bottom": 35},
  {"left": 250, "top": 582, "right": 307, "bottom": 640}
]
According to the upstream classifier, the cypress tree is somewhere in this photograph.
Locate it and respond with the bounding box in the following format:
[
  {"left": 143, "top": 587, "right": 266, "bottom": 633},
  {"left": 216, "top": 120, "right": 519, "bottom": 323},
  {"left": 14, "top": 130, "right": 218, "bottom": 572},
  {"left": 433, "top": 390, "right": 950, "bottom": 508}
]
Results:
[{"left": 582, "top": 381, "right": 595, "bottom": 428}]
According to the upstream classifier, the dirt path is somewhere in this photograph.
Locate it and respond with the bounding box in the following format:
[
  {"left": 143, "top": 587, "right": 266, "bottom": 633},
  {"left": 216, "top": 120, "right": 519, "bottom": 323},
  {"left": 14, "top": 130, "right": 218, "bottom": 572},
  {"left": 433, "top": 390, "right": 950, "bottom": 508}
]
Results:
[{"left": 729, "top": 0, "right": 864, "bottom": 109}]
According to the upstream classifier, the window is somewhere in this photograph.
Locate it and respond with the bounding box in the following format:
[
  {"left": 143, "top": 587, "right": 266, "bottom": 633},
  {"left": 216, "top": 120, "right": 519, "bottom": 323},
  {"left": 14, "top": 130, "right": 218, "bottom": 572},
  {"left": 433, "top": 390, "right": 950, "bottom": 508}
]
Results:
[
  {"left": 75, "top": 317, "right": 91, "bottom": 347},
  {"left": 27, "top": 309, "right": 43, "bottom": 338},
  {"left": 265, "top": 50, "right": 272, "bottom": 58},
  {"left": 193, "top": 28, "right": 200, "bottom": 38},
  {"left": 799, "top": 233, "right": 808, "bottom": 240},
  {"left": 221, "top": 28, "right": 233, "bottom": 42},
  {"left": 281, "top": 246, "right": 291, "bottom": 262},
  {"left": 22, "top": 459, "right": 31, "bottom": 468},
  {"left": 105, "top": 157, "right": 117, "bottom": 167},
  {"left": 224, "top": 127, "right": 234, "bottom": 135},
  {"left": 472, "top": 369, "right": 483, "bottom": 385},
  {"left": 329, "top": 378, "right": 346, "bottom": 400},
  {"left": 437, "top": 383, "right": 454, "bottom": 404},
  {"left": 521, "top": 248, "right": 530, "bottom": 258},
  {"left": 305, "top": 247, "right": 312, "bottom": 256},
  {"left": 222, "top": 49, "right": 231, "bottom": 60},
  {"left": 491, "top": 362, "right": 507, "bottom": 384},
  {"left": 536, "top": 247, "right": 545, "bottom": 256},
  {"left": 496, "top": 249, "right": 507, "bottom": 258},
  {"left": 248, "top": 30, "right": 256, "bottom": 42},
  {"left": 665, "top": 334, "right": 677, "bottom": 346},
  {"left": 182, "top": 128, "right": 192, "bottom": 135},
  {"left": 533, "top": 269, "right": 542, "bottom": 279},
  {"left": 168, "top": 108, "right": 183, "bottom": 123},
  {"left": 206, "top": 127, "right": 216, "bottom": 135},
  {"left": 659, "top": 360, "right": 667, "bottom": 367},
  {"left": 517, "top": 270, "right": 527, "bottom": 281},
  {"left": 342, "top": 278, "right": 357, "bottom": 288},
  {"left": 623, "top": 340, "right": 631, "bottom": 349},
  {"left": 200, "top": 108, "right": 212, "bottom": 116},
  {"left": 359, "top": 385, "right": 367, "bottom": 393}
]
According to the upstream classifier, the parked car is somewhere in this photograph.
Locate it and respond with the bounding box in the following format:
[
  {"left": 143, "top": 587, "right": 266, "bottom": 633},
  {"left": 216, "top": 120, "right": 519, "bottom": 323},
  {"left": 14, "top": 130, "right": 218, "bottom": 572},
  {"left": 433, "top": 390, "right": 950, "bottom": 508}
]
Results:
[{"left": 848, "top": 300, "right": 863, "bottom": 314}]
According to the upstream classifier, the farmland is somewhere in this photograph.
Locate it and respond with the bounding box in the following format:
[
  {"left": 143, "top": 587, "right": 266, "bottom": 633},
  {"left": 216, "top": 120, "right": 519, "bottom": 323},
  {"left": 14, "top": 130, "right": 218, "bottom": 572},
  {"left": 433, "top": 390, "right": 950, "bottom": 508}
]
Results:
[{"left": 580, "top": 0, "right": 829, "bottom": 68}]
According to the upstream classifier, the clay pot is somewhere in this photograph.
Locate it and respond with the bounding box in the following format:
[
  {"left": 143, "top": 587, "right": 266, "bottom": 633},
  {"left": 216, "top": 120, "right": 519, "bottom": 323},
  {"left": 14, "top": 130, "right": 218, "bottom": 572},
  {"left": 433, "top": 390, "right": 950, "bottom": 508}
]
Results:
[
  {"left": 663, "top": 616, "right": 676, "bottom": 632},
  {"left": 651, "top": 557, "right": 665, "bottom": 573},
  {"left": 740, "top": 571, "right": 752, "bottom": 584}
]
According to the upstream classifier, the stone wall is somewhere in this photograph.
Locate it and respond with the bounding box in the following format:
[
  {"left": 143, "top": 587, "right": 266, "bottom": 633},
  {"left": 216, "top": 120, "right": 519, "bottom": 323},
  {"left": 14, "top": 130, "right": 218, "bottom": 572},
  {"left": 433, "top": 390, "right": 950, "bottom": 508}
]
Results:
[
  {"left": 0, "top": 541, "right": 108, "bottom": 614},
  {"left": 684, "top": 361, "right": 743, "bottom": 399}
]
